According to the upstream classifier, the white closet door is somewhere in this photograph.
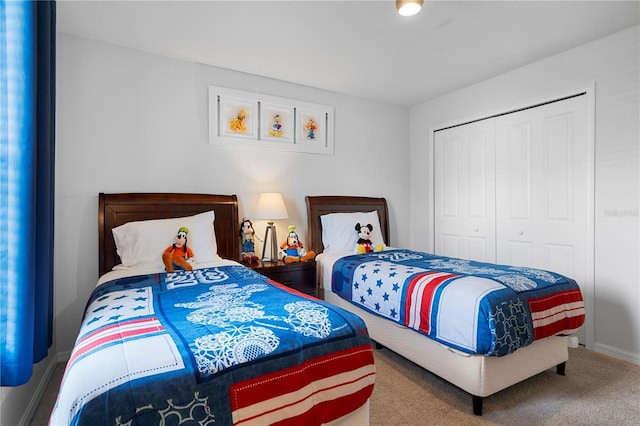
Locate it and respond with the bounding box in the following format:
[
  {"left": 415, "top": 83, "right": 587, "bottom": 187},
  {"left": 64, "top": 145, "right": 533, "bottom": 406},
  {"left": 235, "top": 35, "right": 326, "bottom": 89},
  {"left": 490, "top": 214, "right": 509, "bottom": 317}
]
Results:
[
  {"left": 495, "top": 96, "right": 588, "bottom": 282},
  {"left": 434, "top": 119, "right": 496, "bottom": 262},
  {"left": 434, "top": 94, "right": 590, "bottom": 345}
]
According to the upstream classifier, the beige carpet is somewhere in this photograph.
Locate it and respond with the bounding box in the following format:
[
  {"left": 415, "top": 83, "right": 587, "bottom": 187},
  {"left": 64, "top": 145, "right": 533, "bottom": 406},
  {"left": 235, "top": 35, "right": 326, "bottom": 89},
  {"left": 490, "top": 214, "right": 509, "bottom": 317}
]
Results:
[
  {"left": 32, "top": 346, "right": 639, "bottom": 425},
  {"left": 370, "top": 346, "right": 640, "bottom": 425}
]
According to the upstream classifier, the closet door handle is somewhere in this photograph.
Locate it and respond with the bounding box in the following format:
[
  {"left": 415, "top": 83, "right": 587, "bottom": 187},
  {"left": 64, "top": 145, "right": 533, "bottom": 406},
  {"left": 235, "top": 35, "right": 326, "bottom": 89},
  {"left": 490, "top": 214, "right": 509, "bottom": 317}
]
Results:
[{"left": 518, "top": 230, "right": 524, "bottom": 235}]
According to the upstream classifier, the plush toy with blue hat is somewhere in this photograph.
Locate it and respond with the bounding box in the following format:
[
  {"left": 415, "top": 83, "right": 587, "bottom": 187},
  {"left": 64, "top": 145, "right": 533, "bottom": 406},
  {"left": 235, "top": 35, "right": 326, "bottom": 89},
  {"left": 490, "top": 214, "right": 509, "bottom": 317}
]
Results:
[{"left": 162, "top": 226, "right": 194, "bottom": 272}]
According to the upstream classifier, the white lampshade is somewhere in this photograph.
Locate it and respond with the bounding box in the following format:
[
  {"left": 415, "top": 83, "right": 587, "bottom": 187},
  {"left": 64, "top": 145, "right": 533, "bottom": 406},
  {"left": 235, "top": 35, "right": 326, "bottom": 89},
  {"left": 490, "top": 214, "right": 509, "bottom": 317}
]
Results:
[
  {"left": 396, "top": 0, "right": 423, "bottom": 17},
  {"left": 255, "top": 192, "right": 289, "bottom": 220}
]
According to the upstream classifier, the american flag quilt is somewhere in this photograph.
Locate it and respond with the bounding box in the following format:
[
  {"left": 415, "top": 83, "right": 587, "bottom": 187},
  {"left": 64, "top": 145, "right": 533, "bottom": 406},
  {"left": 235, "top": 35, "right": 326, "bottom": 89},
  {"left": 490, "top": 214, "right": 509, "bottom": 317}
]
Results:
[
  {"left": 50, "top": 265, "right": 375, "bottom": 426},
  {"left": 332, "top": 249, "right": 585, "bottom": 357}
]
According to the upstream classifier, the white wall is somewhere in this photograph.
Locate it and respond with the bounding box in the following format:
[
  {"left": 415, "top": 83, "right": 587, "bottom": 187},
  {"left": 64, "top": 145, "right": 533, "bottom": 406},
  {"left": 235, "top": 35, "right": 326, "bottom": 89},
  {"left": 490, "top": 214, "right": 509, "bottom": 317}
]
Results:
[
  {"left": 5, "top": 24, "right": 638, "bottom": 426},
  {"left": 409, "top": 25, "right": 639, "bottom": 364},
  {"left": 54, "top": 34, "right": 411, "bottom": 353},
  {"left": 2, "top": 34, "right": 411, "bottom": 425}
]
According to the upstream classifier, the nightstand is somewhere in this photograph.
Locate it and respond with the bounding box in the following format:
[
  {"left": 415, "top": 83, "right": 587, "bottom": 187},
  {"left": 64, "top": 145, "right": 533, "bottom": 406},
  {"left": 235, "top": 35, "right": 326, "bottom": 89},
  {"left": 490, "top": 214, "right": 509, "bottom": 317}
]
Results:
[{"left": 251, "top": 260, "right": 317, "bottom": 298}]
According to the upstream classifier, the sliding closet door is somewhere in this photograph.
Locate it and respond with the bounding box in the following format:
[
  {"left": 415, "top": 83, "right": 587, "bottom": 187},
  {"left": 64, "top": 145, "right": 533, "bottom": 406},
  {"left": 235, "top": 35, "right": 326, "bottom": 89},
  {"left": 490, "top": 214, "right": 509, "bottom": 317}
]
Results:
[
  {"left": 434, "top": 119, "right": 496, "bottom": 262},
  {"left": 495, "top": 95, "right": 588, "bottom": 282}
]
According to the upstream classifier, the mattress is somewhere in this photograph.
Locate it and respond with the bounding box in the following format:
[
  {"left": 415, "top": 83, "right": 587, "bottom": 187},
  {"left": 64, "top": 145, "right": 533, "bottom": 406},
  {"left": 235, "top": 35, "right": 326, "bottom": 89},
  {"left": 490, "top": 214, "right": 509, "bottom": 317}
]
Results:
[
  {"left": 330, "top": 249, "right": 584, "bottom": 356},
  {"left": 317, "top": 251, "right": 570, "bottom": 399}
]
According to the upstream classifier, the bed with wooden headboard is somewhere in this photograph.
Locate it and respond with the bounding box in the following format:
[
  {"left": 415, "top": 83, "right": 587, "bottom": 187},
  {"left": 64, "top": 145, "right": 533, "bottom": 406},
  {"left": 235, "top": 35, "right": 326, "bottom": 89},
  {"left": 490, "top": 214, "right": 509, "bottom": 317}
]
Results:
[
  {"left": 306, "top": 195, "right": 390, "bottom": 256},
  {"left": 306, "top": 195, "right": 582, "bottom": 416},
  {"left": 51, "top": 193, "right": 374, "bottom": 425},
  {"left": 98, "top": 192, "right": 240, "bottom": 275}
]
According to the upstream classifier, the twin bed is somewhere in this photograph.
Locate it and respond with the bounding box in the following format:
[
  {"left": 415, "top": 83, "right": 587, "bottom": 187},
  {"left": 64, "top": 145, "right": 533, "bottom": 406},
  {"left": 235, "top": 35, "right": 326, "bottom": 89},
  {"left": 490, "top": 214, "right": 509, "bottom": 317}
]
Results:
[
  {"left": 306, "top": 195, "right": 584, "bottom": 416},
  {"left": 51, "top": 192, "right": 585, "bottom": 424},
  {"left": 51, "top": 193, "right": 374, "bottom": 425}
]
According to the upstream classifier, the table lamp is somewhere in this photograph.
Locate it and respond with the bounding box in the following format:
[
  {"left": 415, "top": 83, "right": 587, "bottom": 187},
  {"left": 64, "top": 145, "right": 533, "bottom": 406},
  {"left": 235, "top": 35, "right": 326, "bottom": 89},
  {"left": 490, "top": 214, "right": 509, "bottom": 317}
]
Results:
[{"left": 254, "top": 192, "right": 289, "bottom": 262}]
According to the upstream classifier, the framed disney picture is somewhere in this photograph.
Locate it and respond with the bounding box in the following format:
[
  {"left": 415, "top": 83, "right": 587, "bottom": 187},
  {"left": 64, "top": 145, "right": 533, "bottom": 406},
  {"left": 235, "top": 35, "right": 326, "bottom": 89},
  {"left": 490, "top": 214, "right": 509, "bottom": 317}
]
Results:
[
  {"left": 218, "top": 96, "right": 258, "bottom": 139},
  {"left": 260, "top": 103, "right": 294, "bottom": 143},
  {"left": 296, "top": 109, "right": 325, "bottom": 145},
  {"left": 209, "top": 86, "right": 334, "bottom": 155}
]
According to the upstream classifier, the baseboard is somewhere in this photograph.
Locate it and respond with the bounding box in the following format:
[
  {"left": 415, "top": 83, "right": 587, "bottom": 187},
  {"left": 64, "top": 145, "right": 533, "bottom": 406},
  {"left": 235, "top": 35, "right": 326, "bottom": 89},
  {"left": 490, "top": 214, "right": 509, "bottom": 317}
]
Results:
[
  {"left": 594, "top": 342, "right": 640, "bottom": 365},
  {"left": 56, "top": 349, "right": 71, "bottom": 363},
  {"left": 18, "top": 355, "right": 59, "bottom": 426}
]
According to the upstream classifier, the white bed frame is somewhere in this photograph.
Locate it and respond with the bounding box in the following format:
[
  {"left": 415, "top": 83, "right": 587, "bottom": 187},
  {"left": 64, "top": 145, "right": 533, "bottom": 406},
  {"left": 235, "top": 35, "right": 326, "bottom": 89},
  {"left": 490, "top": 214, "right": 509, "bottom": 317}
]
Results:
[{"left": 306, "top": 195, "right": 569, "bottom": 415}]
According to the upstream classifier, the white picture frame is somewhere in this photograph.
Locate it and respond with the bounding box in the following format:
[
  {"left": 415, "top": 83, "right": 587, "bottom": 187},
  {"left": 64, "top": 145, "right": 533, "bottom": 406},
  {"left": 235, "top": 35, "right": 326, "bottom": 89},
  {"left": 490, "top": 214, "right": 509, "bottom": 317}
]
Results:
[
  {"left": 260, "top": 103, "right": 294, "bottom": 143},
  {"left": 218, "top": 96, "right": 258, "bottom": 139},
  {"left": 209, "top": 86, "right": 334, "bottom": 155},
  {"left": 296, "top": 108, "right": 325, "bottom": 146}
]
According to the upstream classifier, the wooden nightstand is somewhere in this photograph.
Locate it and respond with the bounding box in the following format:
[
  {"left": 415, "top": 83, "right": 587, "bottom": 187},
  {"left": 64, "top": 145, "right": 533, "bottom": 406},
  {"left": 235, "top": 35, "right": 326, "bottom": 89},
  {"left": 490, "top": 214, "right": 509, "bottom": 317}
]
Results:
[{"left": 251, "top": 260, "right": 317, "bottom": 298}]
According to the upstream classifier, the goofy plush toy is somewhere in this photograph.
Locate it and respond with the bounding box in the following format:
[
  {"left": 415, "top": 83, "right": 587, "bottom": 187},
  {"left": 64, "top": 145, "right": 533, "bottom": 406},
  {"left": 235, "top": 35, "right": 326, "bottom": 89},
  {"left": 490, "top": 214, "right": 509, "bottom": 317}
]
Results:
[
  {"left": 280, "top": 225, "right": 315, "bottom": 264},
  {"left": 162, "top": 226, "right": 194, "bottom": 272},
  {"left": 239, "top": 217, "right": 261, "bottom": 264}
]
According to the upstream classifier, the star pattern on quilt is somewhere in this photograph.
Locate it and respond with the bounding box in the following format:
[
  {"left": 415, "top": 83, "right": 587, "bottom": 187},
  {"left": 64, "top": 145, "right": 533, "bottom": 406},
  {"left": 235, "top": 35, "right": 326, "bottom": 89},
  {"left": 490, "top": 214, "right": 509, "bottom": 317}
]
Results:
[
  {"left": 351, "top": 260, "right": 417, "bottom": 320},
  {"left": 336, "top": 249, "right": 582, "bottom": 357},
  {"left": 80, "top": 287, "right": 154, "bottom": 335}
]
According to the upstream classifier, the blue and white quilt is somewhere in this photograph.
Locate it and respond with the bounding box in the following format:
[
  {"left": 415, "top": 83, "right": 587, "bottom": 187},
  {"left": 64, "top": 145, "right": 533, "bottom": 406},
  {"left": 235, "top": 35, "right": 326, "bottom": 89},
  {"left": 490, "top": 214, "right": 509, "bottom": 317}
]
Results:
[
  {"left": 51, "top": 265, "right": 375, "bottom": 425},
  {"left": 332, "top": 249, "right": 585, "bottom": 357}
]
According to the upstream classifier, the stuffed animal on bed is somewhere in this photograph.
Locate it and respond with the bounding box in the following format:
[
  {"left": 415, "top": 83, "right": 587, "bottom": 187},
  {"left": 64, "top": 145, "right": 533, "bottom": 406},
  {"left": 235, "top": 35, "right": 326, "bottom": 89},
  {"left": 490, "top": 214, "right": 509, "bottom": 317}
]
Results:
[
  {"left": 162, "top": 226, "right": 194, "bottom": 272},
  {"left": 239, "top": 217, "right": 261, "bottom": 264},
  {"left": 355, "top": 223, "right": 384, "bottom": 254},
  {"left": 280, "top": 225, "right": 315, "bottom": 264}
]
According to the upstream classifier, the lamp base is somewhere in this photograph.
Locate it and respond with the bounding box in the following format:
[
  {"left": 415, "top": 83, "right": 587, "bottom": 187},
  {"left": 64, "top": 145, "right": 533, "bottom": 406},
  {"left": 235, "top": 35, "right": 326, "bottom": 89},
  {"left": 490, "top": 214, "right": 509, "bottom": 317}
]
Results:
[{"left": 261, "top": 222, "right": 279, "bottom": 262}]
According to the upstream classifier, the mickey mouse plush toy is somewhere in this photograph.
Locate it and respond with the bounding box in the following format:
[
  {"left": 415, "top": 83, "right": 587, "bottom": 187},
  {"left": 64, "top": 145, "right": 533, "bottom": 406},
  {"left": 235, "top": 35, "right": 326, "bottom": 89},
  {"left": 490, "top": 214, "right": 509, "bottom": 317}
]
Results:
[{"left": 355, "top": 223, "right": 384, "bottom": 254}]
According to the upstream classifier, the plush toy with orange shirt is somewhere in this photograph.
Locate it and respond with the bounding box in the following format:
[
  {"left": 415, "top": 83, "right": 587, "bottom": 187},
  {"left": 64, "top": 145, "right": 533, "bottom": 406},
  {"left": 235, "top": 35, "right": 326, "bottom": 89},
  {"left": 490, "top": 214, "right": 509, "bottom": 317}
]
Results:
[{"left": 162, "top": 226, "right": 194, "bottom": 272}]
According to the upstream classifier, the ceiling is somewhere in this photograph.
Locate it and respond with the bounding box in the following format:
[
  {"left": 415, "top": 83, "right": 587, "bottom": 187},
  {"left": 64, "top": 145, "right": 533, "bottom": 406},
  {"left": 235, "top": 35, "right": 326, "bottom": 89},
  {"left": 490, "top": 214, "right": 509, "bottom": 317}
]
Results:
[{"left": 56, "top": 1, "right": 640, "bottom": 107}]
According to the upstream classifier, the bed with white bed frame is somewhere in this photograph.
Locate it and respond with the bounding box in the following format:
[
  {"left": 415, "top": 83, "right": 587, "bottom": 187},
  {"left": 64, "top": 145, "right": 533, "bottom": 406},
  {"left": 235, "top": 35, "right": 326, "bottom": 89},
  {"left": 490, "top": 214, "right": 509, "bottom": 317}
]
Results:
[{"left": 306, "top": 195, "right": 573, "bottom": 415}]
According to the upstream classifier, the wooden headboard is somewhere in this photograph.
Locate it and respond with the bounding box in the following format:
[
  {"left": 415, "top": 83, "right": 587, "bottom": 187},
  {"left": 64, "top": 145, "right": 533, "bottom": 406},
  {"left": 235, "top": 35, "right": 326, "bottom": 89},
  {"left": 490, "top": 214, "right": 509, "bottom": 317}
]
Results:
[
  {"left": 98, "top": 193, "right": 239, "bottom": 276},
  {"left": 305, "top": 195, "right": 390, "bottom": 255}
]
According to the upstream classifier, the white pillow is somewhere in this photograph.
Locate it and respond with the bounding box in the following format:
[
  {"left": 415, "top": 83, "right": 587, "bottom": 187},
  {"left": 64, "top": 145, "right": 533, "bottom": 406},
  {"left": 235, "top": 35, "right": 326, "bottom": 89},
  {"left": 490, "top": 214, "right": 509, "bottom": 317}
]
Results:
[
  {"left": 112, "top": 210, "right": 218, "bottom": 269},
  {"left": 320, "top": 211, "right": 385, "bottom": 253}
]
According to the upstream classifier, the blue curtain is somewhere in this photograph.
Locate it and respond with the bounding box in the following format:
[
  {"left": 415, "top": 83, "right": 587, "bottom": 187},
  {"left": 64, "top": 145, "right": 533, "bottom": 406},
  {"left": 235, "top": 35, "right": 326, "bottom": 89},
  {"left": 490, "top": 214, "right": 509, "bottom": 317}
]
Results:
[{"left": 0, "top": 0, "right": 55, "bottom": 387}]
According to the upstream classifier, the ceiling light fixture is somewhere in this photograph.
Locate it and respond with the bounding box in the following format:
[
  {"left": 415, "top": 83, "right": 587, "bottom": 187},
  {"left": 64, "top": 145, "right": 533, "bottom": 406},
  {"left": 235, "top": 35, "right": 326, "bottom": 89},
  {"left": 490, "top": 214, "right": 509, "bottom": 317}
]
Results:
[{"left": 396, "top": 0, "right": 423, "bottom": 17}]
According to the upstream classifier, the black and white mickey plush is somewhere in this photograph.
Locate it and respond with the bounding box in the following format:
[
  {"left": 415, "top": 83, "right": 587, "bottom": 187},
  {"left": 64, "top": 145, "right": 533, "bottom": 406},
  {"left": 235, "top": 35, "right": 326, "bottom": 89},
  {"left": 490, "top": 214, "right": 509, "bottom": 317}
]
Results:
[{"left": 355, "top": 223, "right": 384, "bottom": 254}]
